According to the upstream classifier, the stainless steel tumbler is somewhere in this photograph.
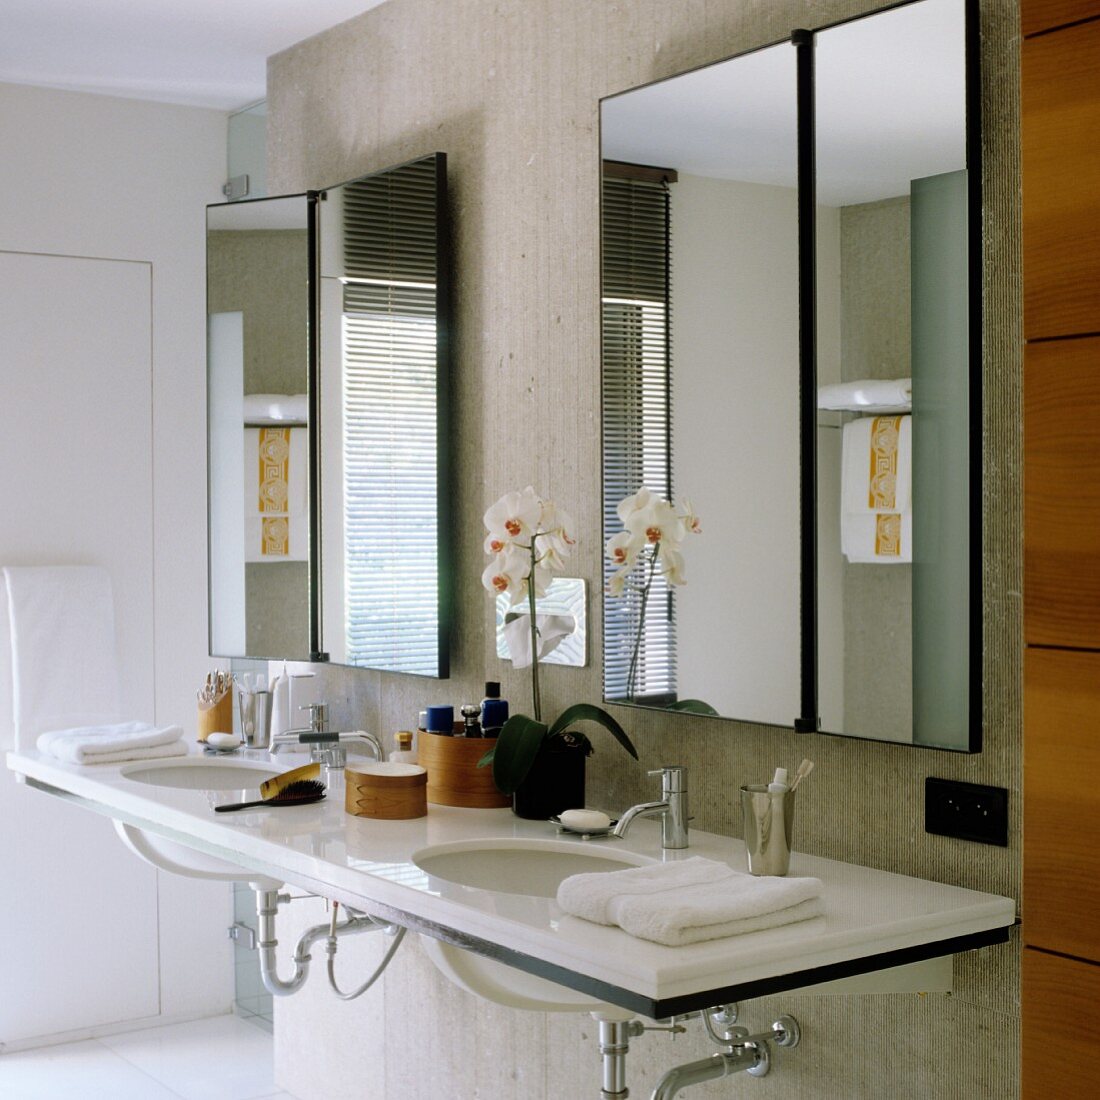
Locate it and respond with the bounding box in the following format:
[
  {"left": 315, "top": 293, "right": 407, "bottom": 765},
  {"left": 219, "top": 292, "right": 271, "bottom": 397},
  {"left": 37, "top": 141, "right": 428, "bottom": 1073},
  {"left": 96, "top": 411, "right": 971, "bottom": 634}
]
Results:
[
  {"left": 739, "top": 784, "right": 796, "bottom": 876},
  {"left": 238, "top": 689, "right": 273, "bottom": 749}
]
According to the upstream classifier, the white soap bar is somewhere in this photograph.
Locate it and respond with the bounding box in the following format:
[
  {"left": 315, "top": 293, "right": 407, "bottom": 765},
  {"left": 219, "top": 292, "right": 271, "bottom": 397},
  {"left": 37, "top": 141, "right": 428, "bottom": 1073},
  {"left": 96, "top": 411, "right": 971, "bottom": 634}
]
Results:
[
  {"left": 560, "top": 809, "right": 611, "bottom": 831},
  {"left": 206, "top": 732, "right": 241, "bottom": 749}
]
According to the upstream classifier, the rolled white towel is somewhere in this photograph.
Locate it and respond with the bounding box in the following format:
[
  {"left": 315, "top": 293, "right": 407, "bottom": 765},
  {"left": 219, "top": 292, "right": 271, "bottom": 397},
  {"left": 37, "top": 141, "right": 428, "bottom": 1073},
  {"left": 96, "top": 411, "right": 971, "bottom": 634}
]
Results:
[
  {"left": 556, "top": 856, "right": 824, "bottom": 946},
  {"left": 242, "top": 393, "right": 308, "bottom": 423},
  {"left": 818, "top": 377, "right": 911, "bottom": 412},
  {"left": 37, "top": 721, "right": 186, "bottom": 765}
]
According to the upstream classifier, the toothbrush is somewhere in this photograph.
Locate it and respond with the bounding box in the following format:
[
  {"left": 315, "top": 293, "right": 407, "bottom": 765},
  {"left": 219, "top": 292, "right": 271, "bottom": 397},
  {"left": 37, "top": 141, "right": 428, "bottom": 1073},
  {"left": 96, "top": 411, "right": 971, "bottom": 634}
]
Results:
[{"left": 789, "top": 759, "right": 814, "bottom": 792}]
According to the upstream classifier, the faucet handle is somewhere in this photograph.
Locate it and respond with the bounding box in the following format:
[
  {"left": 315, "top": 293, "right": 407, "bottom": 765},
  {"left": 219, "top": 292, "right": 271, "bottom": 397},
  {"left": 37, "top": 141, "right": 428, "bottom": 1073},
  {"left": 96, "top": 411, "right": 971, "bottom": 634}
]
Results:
[
  {"left": 299, "top": 702, "right": 328, "bottom": 733},
  {"left": 647, "top": 765, "right": 687, "bottom": 793}
]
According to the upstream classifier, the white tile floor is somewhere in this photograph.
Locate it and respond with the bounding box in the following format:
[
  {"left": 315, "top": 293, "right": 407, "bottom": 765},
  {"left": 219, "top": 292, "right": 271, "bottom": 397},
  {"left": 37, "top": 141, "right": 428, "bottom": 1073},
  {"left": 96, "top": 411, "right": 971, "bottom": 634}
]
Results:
[{"left": 0, "top": 1015, "right": 295, "bottom": 1100}]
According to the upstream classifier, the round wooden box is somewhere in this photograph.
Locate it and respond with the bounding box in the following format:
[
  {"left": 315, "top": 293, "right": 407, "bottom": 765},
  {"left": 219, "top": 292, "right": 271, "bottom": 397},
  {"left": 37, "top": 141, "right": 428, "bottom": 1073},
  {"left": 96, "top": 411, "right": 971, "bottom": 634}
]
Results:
[
  {"left": 345, "top": 763, "right": 428, "bottom": 819},
  {"left": 418, "top": 731, "right": 510, "bottom": 808}
]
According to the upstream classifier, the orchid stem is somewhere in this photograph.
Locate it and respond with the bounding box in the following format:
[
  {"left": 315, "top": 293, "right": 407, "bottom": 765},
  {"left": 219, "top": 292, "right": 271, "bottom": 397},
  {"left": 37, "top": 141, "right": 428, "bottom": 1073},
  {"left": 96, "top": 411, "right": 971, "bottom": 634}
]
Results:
[
  {"left": 626, "top": 544, "right": 659, "bottom": 702},
  {"left": 528, "top": 539, "right": 541, "bottom": 723}
]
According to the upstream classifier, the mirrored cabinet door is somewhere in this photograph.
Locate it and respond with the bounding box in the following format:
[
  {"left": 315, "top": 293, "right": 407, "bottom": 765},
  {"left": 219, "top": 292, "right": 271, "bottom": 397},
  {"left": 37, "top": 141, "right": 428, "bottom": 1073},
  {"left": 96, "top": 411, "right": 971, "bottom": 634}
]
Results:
[
  {"left": 207, "top": 194, "right": 313, "bottom": 661},
  {"left": 317, "top": 153, "right": 450, "bottom": 677},
  {"left": 601, "top": 43, "right": 801, "bottom": 727},
  {"left": 814, "top": 0, "right": 974, "bottom": 747}
]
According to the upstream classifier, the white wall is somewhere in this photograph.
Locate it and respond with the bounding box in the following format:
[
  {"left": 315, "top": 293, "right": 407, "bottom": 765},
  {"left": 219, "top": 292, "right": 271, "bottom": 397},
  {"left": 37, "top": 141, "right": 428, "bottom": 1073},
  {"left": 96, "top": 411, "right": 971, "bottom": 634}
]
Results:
[
  {"left": 0, "top": 82, "right": 233, "bottom": 1035},
  {"left": 670, "top": 175, "right": 793, "bottom": 722}
]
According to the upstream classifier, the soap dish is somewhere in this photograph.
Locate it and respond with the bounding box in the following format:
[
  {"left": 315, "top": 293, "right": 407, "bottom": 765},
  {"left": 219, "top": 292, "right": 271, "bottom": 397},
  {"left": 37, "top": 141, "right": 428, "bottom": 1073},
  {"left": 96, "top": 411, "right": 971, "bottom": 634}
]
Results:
[{"left": 550, "top": 812, "right": 618, "bottom": 840}]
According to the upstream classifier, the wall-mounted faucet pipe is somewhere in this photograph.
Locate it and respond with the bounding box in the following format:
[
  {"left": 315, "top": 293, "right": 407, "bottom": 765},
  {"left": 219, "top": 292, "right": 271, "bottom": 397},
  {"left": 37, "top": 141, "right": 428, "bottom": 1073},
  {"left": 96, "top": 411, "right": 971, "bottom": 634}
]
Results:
[
  {"left": 649, "top": 1048, "right": 764, "bottom": 1100},
  {"left": 254, "top": 888, "right": 397, "bottom": 998}
]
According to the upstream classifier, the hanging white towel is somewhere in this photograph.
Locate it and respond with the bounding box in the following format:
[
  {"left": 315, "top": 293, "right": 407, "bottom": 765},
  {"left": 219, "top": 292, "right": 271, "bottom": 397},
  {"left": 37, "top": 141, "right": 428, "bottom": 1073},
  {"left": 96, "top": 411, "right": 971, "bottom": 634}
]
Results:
[
  {"left": 840, "top": 415, "right": 912, "bottom": 563},
  {"left": 4, "top": 566, "right": 121, "bottom": 749},
  {"left": 37, "top": 721, "right": 185, "bottom": 765},
  {"left": 818, "top": 377, "right": 912, "bottom": 412},
  {"left": 244, "top": 426, "right": 308, "bottom": 562},
  {"left": 556, "top": 857, "right": 824, "bottom": 947}
]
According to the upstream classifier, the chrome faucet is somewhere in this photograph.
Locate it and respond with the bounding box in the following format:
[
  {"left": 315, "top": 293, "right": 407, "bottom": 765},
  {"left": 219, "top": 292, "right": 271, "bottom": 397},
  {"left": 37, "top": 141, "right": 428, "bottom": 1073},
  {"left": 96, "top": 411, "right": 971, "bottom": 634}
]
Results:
[
  {"left": 271, "top": 703, "right": 384, "bottom": 766},
  {"left": 612, "top": 765, "right": 689, "bottom": 849}
]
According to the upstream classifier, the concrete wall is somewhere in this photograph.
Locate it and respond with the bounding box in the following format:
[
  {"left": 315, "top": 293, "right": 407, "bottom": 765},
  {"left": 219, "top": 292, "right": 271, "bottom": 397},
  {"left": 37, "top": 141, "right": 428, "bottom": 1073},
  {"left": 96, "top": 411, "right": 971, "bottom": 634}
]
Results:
[{"left": 265, "top": 1, "right": 1021, "bottom": 1096}]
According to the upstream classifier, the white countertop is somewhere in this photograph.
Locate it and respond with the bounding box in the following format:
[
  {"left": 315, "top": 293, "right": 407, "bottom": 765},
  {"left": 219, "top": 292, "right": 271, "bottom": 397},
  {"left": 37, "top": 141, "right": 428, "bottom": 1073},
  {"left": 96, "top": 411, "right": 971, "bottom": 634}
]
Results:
[{"left": 6, "top": 747, "right": 1016, "bottom": 1016}]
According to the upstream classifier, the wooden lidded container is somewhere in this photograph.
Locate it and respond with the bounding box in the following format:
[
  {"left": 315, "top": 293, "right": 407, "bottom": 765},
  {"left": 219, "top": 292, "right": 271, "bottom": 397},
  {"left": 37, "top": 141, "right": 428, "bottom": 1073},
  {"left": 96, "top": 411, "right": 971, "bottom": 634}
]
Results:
[
  {"left": 418, "top": 732, "right": 510, "bottom": 808},
  {"left": 345, "top": 763, "right": 428, "bottom": 819}
]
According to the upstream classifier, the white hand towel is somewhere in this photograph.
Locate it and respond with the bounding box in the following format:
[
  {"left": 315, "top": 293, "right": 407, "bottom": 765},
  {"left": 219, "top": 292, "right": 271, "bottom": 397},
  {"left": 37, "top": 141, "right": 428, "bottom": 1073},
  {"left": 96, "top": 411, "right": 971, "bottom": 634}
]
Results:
[
  {"left": 818, "top": 378, "right": 912, "bottom": 412},
  {"left": 244, "top": 426, "right": 308, "bottom": 562},
  {"left": 502, "top": 612, "right": 576, "bottom": 669},
  {"left": 840, "top": 415, "right": 912, "bottom": 564},
  {"left": 556, "top": 856, "right": 824, "bottom": 947},
  {"left": 37, "top": 721, "right": 185, "bottom": 765},
  {"left": 4, "top": 566, "right": 121, "bottom": 749}
]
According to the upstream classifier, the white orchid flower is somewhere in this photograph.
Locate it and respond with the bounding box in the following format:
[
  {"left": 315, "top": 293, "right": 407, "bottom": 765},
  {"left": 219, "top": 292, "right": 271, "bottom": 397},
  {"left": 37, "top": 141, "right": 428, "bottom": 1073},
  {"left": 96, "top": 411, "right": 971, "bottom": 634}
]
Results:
[
  {"left": 660, "top": 545, "right": 687, "bottom": 586},
  {"left": 606, "top": 529, "right": 641, "bottom": 570},
  {"left": 616, "top": 487, "right": 653, "bottom": 525},
  {"left": 483, "top": 486, "right": 541, "bottom": 548},
  {"left": 608, "top": 565, "right": 633, "bottom": 597},
  {"left": 679, "top": 499, "right": 702, "bottom": 535},
  {"left": 481, "top": 547, "right": 529, "bottom": 602},
  {"left": 625, "top": 496, "right": 686, "bottom": 551},
  {"left": 538, "top": 500, "right": 576, "bottom": 559}
]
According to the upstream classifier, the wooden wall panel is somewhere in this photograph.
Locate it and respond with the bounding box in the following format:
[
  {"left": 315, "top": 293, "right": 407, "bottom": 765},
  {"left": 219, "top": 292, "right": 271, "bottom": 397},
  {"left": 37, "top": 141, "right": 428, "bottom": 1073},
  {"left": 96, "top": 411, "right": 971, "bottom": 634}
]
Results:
[
  {"left": 1022, "top": 19, "right": 1100, "bottom": 340},
  {"left": 1024, "top": 336, "right": 1100, "bottom": 648},
  {"left": 1022, "top": 0, "right": 1100, "bottom": 37},
  {"left": 1023, "top": 648, "right": 1100, "bottom": 957},
  {"left": 1022, "top": 948, "right": 1100, "bottom": 1099}
]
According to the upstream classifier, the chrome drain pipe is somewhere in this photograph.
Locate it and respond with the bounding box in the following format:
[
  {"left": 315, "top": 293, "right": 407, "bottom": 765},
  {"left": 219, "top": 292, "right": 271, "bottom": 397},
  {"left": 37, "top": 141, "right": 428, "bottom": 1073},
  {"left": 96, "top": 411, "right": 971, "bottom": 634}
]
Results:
[
  {"left": 596, "top": 1016, "right": 645, "bottom": 1099},
  {"left": 255, "top": 888, "right": 383, "bottom": 997}
]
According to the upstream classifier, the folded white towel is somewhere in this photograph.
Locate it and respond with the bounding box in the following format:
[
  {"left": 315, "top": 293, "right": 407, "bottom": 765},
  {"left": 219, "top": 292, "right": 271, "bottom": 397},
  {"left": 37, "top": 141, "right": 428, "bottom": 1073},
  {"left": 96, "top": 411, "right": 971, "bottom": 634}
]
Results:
[
  {"left": 37, "top": 721, "right": 185, "bottom": 765},
  {"left": 556, "top": 856, "right": 824, "bottom": 947},
  {"left": 818, "top": 378, "right": 912, "bottom": 412},
  {"left": 242, "top": 393, "right": 309, "bottom": 423}
]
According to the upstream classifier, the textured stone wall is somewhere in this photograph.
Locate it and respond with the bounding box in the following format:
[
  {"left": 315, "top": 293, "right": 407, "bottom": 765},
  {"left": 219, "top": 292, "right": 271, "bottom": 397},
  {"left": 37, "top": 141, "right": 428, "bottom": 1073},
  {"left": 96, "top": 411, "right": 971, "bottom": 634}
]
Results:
[{"left": 267, "top": 2, "right": 1021, "bottom": 1096}]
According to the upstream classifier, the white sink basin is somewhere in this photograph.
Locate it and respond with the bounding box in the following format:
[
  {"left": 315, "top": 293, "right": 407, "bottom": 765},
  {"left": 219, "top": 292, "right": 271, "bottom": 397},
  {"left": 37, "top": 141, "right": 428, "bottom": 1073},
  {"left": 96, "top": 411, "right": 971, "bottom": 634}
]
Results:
[
  {"left": 413, "top": 838, "right": 650, "bottom": 1014},
  {"left": 412, "top": 837, "right": 648, "bottom": 898},
  {"left": 120, "top": 757, "right": 282, "bottom": 790},
  {"left": 114, "top": 757, "right": 285, "bottom": 889}
]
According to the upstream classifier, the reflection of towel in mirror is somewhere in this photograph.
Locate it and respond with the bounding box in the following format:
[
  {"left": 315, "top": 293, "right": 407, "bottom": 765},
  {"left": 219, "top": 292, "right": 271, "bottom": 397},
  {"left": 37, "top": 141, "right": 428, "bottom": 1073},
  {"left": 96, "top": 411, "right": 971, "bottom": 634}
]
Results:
[
  {"left": 556, "top": 856, "right": 824, "bottom": 947},
  {"left": 242, "top": 393, "right": 308, "bottom": 423},
  {"left": 244, "top": 427, "right": 308, "bottom": 562},
  {"left": 841, "top": 415, "right": 912, "bottom": 563},
  {"left": 818, "top": 377, "right": 911, "bottom": 412},
  {"left": 37, "top": 721, "right": 186, "bottom": 765},
  {"left": 502, "top": 613, "right": 575, "bottom": 669}
]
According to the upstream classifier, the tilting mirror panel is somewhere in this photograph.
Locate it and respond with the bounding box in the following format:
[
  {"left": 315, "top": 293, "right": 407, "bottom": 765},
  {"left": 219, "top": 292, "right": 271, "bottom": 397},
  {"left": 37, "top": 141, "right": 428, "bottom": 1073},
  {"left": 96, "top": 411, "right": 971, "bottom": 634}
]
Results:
[
  {"left": 207, "top": 194, "right": 312, "bottom": 661},
  {"left": 814, "top": 0, "right": 969, "bottom": 745},
  {"left": 601, "top": 44, "right": 801, "bottom": 725},
  {"left": 317, "top": 154, "right": 449, "bottom": 676}
]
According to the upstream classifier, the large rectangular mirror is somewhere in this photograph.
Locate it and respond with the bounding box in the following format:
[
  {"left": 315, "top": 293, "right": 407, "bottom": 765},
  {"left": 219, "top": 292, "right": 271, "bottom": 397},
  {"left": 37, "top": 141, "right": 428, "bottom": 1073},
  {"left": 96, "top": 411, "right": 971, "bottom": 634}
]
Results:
[
  {"left": 207, "top": 153, "right": 451, "bottom": 677},
  {"left": 599, "top": 0, "right": 980, "bottom": 749}
]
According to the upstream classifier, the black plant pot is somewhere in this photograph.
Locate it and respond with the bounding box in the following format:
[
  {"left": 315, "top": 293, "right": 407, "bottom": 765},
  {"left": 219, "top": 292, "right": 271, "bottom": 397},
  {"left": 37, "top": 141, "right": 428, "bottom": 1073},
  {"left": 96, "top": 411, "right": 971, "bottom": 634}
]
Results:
[{"left": 511, "top": 733, "right": 588, "bottom": 820}]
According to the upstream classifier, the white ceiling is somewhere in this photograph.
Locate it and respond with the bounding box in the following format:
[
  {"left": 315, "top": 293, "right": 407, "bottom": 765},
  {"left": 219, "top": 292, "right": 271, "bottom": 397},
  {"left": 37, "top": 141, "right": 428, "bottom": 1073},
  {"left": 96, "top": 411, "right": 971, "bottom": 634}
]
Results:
[
  {"left": 0, "top": 0, "right": 388, "bottom": 111},
  {"left": 603, "top": 0, "right": 966, "bottom": 207}
]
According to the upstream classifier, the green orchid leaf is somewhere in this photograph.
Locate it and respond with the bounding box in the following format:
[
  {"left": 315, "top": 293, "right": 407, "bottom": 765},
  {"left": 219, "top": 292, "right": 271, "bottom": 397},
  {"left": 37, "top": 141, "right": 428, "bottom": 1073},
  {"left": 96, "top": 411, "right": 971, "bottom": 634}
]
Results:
[
  {"left": 490, "top": 713, "right": 549, "bottom": 795},
  {"left": 666, "top": 698, "right": 719, "bottom": 716},
  {"left": 547, "top": 703, "right": 638, "bottom": 760},
  {"left": 477, "top": 747, "right": 496, "bottom": 768}
]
